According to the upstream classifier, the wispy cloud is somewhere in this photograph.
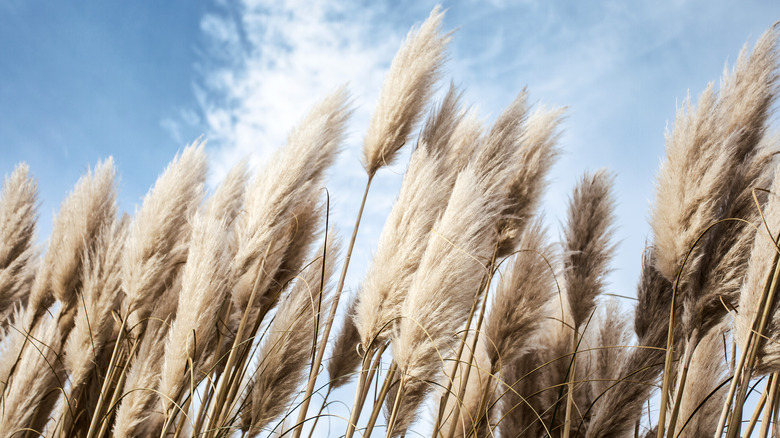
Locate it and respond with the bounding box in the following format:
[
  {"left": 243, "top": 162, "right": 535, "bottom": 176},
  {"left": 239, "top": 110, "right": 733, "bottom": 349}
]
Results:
[
  {"left": 192, "top": 0, "right": 780, "bottom": 310},
  {"left": 196, "top": 0, "right": 401, "bottom": 183}
]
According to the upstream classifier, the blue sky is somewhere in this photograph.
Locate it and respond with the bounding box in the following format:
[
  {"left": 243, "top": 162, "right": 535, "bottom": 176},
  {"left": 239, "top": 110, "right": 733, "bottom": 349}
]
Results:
[
  {"left": 2, "top": 1, "right": 780, "bottom": 431},
  {"left": 4, "top": 0, "right": 779, "bottom": 299}
]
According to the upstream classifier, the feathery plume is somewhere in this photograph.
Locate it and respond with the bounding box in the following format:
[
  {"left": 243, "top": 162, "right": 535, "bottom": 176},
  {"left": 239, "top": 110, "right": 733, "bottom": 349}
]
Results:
[
  {"left": 496, "top": 106, "right": 564, "bottom": 257},
  {"left": 736, "top": 160, "right": 780, "bottom": 372},
  {"left": 671, "top": 321, "right": 729, "bottom": 438},
  {"left": 0, "top": 164, "right": 38, "bottom": 328},
  {"left": 242, "top": 234, "right": 340, "bottom": 435},
  {"left": 355, "top": 85, "right": 465, "bottom": 350},
  {"left": 587, "top": 300, "right": 632, "bottom": 398},
  {"left": 58, "top": 216, "right": 128, "bottom": 436},
  {"left": 28, "top": 158, "right": 117, "bottom": 324},
  {"left": 586, "top": 252, "right": 674, "bottom": 438},
  {"left": 497, "top": 351, "right": 538, "bottom": 437},
  {"left": 444, "top": 108, "right": 482, "bottom": 172},
  {"left": 440, "top": 333, "right": 492, "bottom": 438},
  {"left": 388, "top": 91, "right": 529, "bottom": 434},
  {"left": 206, "top": 159, "right": 249, "bottom": 226},
  {"left": 158, "top": 214, "right": 232, "bottom": 419},
  {"left": 582, "top": 299, "right": 632, "bottom": 429},
  {"left": 484, "top": 218, "right": 556, "bottom": 372},
  {"left": 122, "top": 143, "right": 207, "bottom": 330},
  {"left": 361, "top": 6, "right": 451, "bottom": 176},
  {"left": 562, "top": 170, "right": 617, "bottom": 331},
  {"left": 113, "top": 306, "right": 179, "bottom": 438},
  {"left": 231, "top": 88, "right": 350, "bottom": 324},
  {"left": 651, "top": 25, "right": 778, "bottom": 287},
  {"left": 0, "top": 310, "right": 67, "bottom": 437}
]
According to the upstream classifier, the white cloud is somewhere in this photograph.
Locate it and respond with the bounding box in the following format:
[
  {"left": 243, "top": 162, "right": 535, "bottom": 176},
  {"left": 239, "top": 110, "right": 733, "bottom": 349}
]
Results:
[{"left": 196, "top": 0, "right": 400, "bottom": 182}]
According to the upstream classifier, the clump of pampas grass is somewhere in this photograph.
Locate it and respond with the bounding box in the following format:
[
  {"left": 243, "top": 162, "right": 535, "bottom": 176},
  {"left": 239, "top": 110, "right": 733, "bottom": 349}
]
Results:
[{"left": 2, "top": 9, "right": 780, "bottom": 438}]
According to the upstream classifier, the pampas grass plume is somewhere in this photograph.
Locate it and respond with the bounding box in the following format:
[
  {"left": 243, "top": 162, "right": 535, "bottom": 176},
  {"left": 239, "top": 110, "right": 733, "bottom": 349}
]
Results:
[{"left": 362, "top": 6, "right": 451, "bottom": 176}]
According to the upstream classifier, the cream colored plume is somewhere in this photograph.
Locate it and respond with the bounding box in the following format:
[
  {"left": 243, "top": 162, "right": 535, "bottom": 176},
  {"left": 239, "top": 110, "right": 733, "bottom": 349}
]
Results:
[
  {"left": 355, "top": 85, "right": 465, "bottom": 351},
  {"left": 231, "top": 88, "right": 350, "bottom": 325},
  {"left": 28, "top": 158, "right": 117, "bottom": 323},
  {"left": 362, "top": 6, "right": 451, "bottom": 176},
  {"left": 122, "top": 143, "right": 207, "bottom": 330},
  {"left": 0, "top": 164, "right": 38, "bottom": 328},
  {"left": 158, "top": 213, "right": 232, "bottom": 418}
]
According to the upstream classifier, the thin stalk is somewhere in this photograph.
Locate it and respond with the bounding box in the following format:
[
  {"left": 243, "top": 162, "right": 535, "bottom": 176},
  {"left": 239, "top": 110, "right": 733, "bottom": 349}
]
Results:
[
  {"left": 469, "top": 362, "right": 500, "bottom": 437},
  {"left": 716, "top": 325, "right": 753, "bottom": 437},
  {"left": 193, "top": 374, "right": 216, "bottom": 435},
  {"left": 192, "top": 299, "right": 233, "bottom": 436},
  {"left": 716, "top": 233, "right": 780, "bottom": 437},
  {"left": 667, "top": 339, "right": 695, "bottom": 438},
  {"left": 344, "top": 331, "right": 388, "bottom": 438},
  {"left": 385, "top": 377, "right": 406, "bottom": 438},
  {"left": 86, "top": 316, "right": 128, "bottom": 438},
  {"left": 365, "top": 362, "right": 398, "bottom": 438},
  {"left": 563, "top": 329, "right": 577, "bottom": 438},
  {"left": 656, "top": 281, "right": 680, "bottom": 438},
  {"left": 760, "top": 374, "right": 780, "bottom": 438},
  {"left": 728, "top": 242, "right": 780, "bottom": 438},
  {"left": 96, "top": 335, "right": 136, "bottom": 438},
  {"left": 292, "top": 175, "right": 374, "bottom": 438},
  {"left": 433, "top": 283, "right": 482, "bottom": 438},
  {"left": 359, "top": 344, "right": 388, "bottom": 414},
  {"left": 745, "top": 374, "right": 772, "bottom": 438},
  {"left": 444, "top": 249, "right": 498, "bottom": 438},
  {"left": 205, "top": 251, "right": 270, "bottom": 436},
  {"left": 344, "top": 350, "right": 375, "bottom": 438},
  {"left": 172, "top": 396, "right": 192, "bottom": 438},
  {"left": 772, "top": 381, "right": 780, "bottom": 437},
  {"left": 306, "top": 386, "right": 332, "bottom": 438}
]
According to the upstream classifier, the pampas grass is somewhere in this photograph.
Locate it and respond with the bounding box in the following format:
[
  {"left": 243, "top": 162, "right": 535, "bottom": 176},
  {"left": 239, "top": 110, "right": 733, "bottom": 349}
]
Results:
[
  {"left": 242, "top": 233, "right": 340, "bottom": 436},
  {"left": 355, "top": 85, "right": 464, "bottom": 353},
  {"left": 122, "top": 143, "right": 206, "bottom": 331},
  {"left": 3, "top": 8, "right": 780, "bottom": 438},
  {"left": 0, "top": 164, "right": 38, "bottom": 330},
  {"left": 361, "top": 6, "right": 451, "bottom": 177}
]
